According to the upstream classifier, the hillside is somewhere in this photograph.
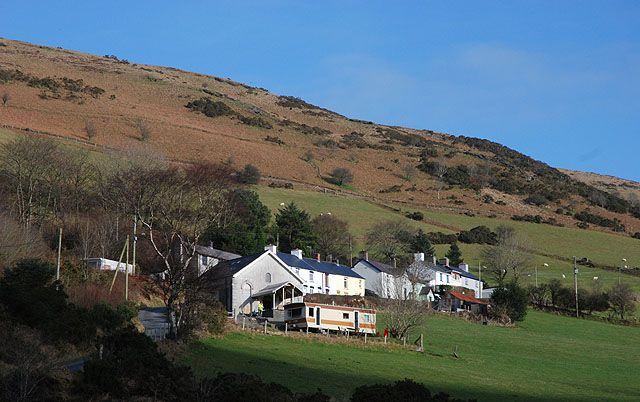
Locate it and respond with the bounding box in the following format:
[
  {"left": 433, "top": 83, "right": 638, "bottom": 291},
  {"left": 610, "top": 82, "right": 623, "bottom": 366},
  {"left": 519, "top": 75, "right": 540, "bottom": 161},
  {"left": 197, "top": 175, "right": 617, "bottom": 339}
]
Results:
[{"left": 1, "top": 37, "right": 640, "bottom": 237}]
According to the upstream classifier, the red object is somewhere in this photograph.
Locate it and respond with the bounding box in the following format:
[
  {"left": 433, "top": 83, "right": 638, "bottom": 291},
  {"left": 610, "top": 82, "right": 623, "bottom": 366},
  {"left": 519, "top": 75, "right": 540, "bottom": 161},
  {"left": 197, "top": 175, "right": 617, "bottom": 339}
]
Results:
[
  {"left": 383, "top": 326, "right": 389, "bottom": 338},
  {"left": 450, "top": 291, "right": 488, "bottom": 305}
]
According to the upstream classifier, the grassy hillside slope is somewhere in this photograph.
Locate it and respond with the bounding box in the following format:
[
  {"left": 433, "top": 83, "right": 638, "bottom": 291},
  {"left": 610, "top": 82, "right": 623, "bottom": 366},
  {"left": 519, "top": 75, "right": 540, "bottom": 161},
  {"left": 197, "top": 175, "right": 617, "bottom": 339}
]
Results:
[
  {"left": 257, "top": 186, "right": 640, "bottom": 291},
  {"left": 183, "top": 311, "right": 640, "bottom": 401}
]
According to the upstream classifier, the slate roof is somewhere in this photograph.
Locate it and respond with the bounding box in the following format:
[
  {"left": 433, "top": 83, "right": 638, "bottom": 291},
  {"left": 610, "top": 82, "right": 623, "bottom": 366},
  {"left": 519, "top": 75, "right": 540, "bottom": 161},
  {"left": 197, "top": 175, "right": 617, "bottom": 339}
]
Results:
[
  {"left": 203, "top": 251, "right": 266, "bottom": 281},
  {"left": 449, "top": 266, "right": 480, "bottom": 281},
  {"left": 354, "top": 259, "right": 396, "bottom": 275},
  {"left": 277, "top": 252, "right": 363, "bottom": 279},
  {"left": 195, "top": 245, "right": 241, "bottom": 260}
]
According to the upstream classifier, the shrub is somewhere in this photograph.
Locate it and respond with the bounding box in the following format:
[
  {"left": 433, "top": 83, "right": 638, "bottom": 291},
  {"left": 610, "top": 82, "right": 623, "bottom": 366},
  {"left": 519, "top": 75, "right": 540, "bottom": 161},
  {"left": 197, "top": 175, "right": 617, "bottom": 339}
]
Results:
[
  {"left": 426, "top": 232, "right": 458, "bottom": 244},
  {"left": 457, "top": 225, "right": 497, "bottom": 245},
  {"left": 329, "top": 167, "right": 353, "bottom": 186},
  {"left": 633, "top": 232, "right": 640, "bottom": 240},
  {"left": 275, "top": 95, "right": 320, "bottom": 110},
  {"left": 379, "top": 185, "right": 402, "bottom": 193},
  {"left": 315, "top": 139, "right": 340, "bottom": 148},
  {"left": 490, "top": 281, "right": 528, "bottom": 322},
  {"left": 238, "top": 164, "right": 261, "bottom": 184},
  {"left": 351, "top": 379, "right": 472, "bottom": 402},
  {"left": 185, "top": 97, "right": 233, "bottom": 117},
  {"left": 136, "top": 119, "right": 151, "bottom": 141},
  {"left": 264, "top": 135, "right": 285, "bottom": 145},
  {"left": 574, "top": 211, "right": 625, "bottom": 232},
  {"left": 405, "top": 211, "right": 424, "bottom": 221},
  {"left": 524, "top": 194, "right": 549, "bottom": 206},
  {"left": 1, "top": 91, "right": 9, "bottom": 106},
  {"left": 238, "top": 115, "right": 273, "bottom": 129}
]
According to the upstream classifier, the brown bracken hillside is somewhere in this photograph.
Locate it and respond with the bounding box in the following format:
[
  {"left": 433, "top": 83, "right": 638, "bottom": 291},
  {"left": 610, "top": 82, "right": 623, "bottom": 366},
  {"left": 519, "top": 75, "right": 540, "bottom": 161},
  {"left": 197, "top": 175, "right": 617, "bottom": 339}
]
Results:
[{"left": 1, "top": 38, "right": 639, "bottom": 235}]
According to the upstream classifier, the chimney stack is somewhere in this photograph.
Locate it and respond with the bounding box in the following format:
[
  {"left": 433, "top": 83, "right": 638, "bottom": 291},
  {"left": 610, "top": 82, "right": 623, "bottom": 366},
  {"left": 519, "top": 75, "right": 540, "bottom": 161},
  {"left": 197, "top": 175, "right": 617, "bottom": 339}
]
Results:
[
  {"left": 358, "top": 251, "right": 369, "bottom": 261},
  {"left": 264, "top": 244, "right": 277, "bottom": 254},
  {"left": 438, "top": 257, "right": 450, "bottom": 267},
  {"left": 291, "top": 249, "right": 303, "bottom": 259},
  {"left": 459, "top": 263, "right": 469, "bottom": 272},
  {"left": 316, "top": 253, "right": 321, "bottom": 262},
  {"left": 431, "top": 255, "right": 437, "bottom": 265},
  {"left": 414, "top": 252, "right": 425, "bottom": 262}
]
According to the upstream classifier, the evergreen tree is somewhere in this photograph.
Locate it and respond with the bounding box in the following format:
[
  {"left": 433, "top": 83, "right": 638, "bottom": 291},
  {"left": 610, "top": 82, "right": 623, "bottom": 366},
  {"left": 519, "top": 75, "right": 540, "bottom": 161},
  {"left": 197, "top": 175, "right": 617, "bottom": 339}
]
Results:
[
  {"left": 204, "top": 189, "right": 270, "bottom": 255},
  {"left": 411, "top": 229, "right": 435, "bottom": 257},
  {"left": 445, "top": 242, "right": 463, "bottom": 266},
  {"left": 274, "top": 202, "right": 315, "bottom": 253}
]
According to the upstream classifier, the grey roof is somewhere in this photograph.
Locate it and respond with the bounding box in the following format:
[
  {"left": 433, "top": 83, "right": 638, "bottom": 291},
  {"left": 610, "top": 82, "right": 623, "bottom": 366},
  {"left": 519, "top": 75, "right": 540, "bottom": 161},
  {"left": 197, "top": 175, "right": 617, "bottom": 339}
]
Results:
[
  {"left": 252, "top": 281, "right": 302, "bottom": 298},
  {"left": 449, "top": 266, "right": 480, "bottom": 280},
  {"left": 203, "top": 251, "right": 266, "bottom": 281},
  {"left": 355, "top": 259, "right": 396, "bottom": 275},
  {"left": 278, "top": 252, "right": 363, "bottom": 279},
  {"left": 195, "top": 245, "right": 241, "bottom": 260}
]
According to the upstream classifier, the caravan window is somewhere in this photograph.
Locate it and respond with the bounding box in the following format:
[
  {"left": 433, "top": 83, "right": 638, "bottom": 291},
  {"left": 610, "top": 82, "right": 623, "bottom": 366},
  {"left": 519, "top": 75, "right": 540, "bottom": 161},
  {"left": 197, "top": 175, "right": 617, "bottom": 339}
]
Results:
[
  {"left": 289, "top": 308, "right": 302, "bottom": 317},
  {"left": 342, "top": 312, "right": 349, "bottom": 319},
  {"left": 308, "top": 307, "right": 314, "bottom": 317}
]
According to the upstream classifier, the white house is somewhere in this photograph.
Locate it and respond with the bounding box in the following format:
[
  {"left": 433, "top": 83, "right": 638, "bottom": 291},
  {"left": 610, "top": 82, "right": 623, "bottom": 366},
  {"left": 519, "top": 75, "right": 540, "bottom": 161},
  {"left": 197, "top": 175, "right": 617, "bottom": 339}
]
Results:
[
  {"left": 420, "top": 256, "right": 483, "bottom": 297},
  {"left": 85, "top": 257, "right": 134, "bottom": 275},
  {"left": 203, "top": 248, "right": 305, "bottom": 319},
  {"left": 352, "top": 252, "right": 413, "bottom": 299},
  {"left": 275, "top": 247, "right": 365, "bottom": 296},
  {"left": 203, "top": 246, "right": 365, "bottom": 320}
]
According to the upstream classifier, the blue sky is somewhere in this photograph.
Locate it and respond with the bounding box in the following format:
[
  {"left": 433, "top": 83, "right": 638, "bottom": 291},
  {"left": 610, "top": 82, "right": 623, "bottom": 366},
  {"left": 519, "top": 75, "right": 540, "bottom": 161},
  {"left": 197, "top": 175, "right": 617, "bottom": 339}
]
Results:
[{"left": 2, "top": 1, "right": 639, "bottom": 180}]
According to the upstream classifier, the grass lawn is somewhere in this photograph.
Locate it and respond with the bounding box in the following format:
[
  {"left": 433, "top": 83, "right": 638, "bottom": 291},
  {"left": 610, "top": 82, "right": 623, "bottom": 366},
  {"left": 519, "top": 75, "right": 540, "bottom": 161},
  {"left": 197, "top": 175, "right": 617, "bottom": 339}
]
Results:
[{"left": 182, "top": 310, "right": 640, "bottom": 401}]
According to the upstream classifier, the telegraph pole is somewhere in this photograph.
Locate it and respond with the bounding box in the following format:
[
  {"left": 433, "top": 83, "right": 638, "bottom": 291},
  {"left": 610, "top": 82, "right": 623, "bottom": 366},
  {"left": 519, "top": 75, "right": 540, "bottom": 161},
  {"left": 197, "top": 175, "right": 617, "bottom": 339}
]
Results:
[
  {"left": 573, "top": 256, "right": 579, "bottom": 318},
  {"left": 132, "top": 215, "right": 137, "bottom": 275},
  {"left": 125, "top": 235, "right": 130, "bottom": 301},
  {"left": 56, "top": 227, "right": 63, "bottom": 281}
]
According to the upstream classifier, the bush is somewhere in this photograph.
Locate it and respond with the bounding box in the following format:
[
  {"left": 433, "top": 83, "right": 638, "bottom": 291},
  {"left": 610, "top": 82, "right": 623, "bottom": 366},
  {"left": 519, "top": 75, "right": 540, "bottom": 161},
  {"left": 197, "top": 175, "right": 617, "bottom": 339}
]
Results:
[
  {"left": 426, "top": 231, "right": 458, "bottom": 244},
  {"left": 185, "top": 97, "right": 233, "bottom": 117},
  {"left": 405, "top": 211, "right": 424, "bottom": 221},
  {"left": 524, "top": 194, "right": 549, "bottom": 206},
  {"left": 351, "top": 378, "right": 472, "bottom": 402},
  {"left": 238, "top": 164, "right": 261, "bottom": 184},
  {"left": 238, "top": 115, "right": 273, "bottom": 129},
  {"left": 329, "top": 167, "right": 353, "bottom": 186},
  {"left": 574, "top": 211, "right": 625, "bottom": 232},
  {"left": 457, "top": 225, "right": 497, "bottom": 245},
  {"left": 490, "top": 282, "right": 528, "bottom": 322}
]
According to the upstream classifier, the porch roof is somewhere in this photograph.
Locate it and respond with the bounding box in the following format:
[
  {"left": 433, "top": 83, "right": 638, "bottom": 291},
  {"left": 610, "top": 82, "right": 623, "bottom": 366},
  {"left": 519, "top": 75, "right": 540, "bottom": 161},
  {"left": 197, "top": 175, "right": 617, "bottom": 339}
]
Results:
[{"left": 251, "top": 281, "right": 302, "bottom": 298}]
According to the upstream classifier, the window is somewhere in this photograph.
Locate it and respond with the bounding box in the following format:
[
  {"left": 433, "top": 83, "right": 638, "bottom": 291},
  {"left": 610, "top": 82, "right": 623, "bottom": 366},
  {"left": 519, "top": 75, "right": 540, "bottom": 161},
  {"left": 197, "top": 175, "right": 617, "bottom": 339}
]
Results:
[
  {"left": 303, "top": 285, "right": 308, "bottom": 293},
  {"left": 446, "top": 275, "right": 450, "bottom": 284},
  {"left": 310, "top": 286, "right": 315, "bottom": 293},
  {"left": 440, "top": 273, "right": 443, "bottom": 282},
  {"left": 362, "top": 314, "right": 369, "bottom": 323},
  {"left": 343, "top": 313, "right": 349, "bottom": 319},
  {"left": 343, "top": 277, "right": 348, "bottom": 288},
  {"left": 359, "top": 280, "right": 362, "bottom": 289},
  {"left": 201, "top": 255, "right": 208, "bottom": 266},
  {"left": 265, "top": 272, "right": 272, "bottom": 283},
  {"left": 465, "top": 278, "right": 468, "bottom": 285},
  {"left": 309, "top": 271, "right": 314, "bottom": 281},
  {"left": 308, "top": 307, "right": 314, "bottom": 317}
]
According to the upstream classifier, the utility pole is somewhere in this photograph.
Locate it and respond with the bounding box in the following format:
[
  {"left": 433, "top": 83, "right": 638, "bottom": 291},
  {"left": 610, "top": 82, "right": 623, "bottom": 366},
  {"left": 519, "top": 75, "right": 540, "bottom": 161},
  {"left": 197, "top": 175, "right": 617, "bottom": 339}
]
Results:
[
  {"left": 125, "top": 235, "right": 130, "bottom": 301},
  {"left": 56, "top": 227, "right": 63, "bottom": 281},
  {"left": 132, "top": 215, "right": 137, "bottom": 275},
  {"left": 573, "top": 256, "right": 579, "bottom": 318}
]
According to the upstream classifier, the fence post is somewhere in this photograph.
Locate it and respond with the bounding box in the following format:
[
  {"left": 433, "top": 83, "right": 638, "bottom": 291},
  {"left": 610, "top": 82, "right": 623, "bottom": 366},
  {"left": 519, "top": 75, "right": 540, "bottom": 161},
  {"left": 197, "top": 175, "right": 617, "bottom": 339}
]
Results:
[
  {"left": 285, "top": 322, "right": 288, "bottom": 334},
  {"left": 403, "top": 336, "right": 406, "bottom": 347},
  {"left": 242, "top": 316, "right": 245, "bottom": 330},
  {"left": 384, "top": 335, "right": 387, "bottom": 344},
  {"left": 364, "top": 333, "right": 367, "bottom": 344},
  {"left": 264, "top": 320, "right": 267, "bottom": 334}
]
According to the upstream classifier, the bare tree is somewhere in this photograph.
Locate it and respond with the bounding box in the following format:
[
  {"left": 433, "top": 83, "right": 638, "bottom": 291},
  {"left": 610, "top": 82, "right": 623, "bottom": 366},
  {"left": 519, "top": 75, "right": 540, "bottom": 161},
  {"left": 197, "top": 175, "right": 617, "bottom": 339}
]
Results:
[
  {"left": 384, "top": 295, "right": 430, "bottom": 339},
  {"left": 1, "top": 91, "right": 10, "bottom": 106},
  {"left": 482, "top": 225, "right": 532, "bottom": 285},
  {"left": 434, "top": 160, "right": 448, "bottom": 200},
  {"left": 136, "top": 118, "right": 151, "bottom": 141},
  {"left": 402, "top": 164, "right": 417, "bottom": 181},
  {"left": 0, "top": 213, "right": 48, "bottom": 271},
  {"left": 329, "top": 167, "right": 353, "bottom": 186},
  {"left": 85, "top": 120, "right": 97, "bottom": 140},
  {"left": 103, "top": 159, "right": 235, "bottom": 337},
  {"left": 311, "top": 214, "right": 353, "bottom": 262},
  {"left": 609, "top": 283, "right": 636, "bottom": 320},
  {"left": 404, "top": 260, "right": 434, "bottom": 299},
  {"left": 366, "top": 220, "right": 412, "bottom": 263}
]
